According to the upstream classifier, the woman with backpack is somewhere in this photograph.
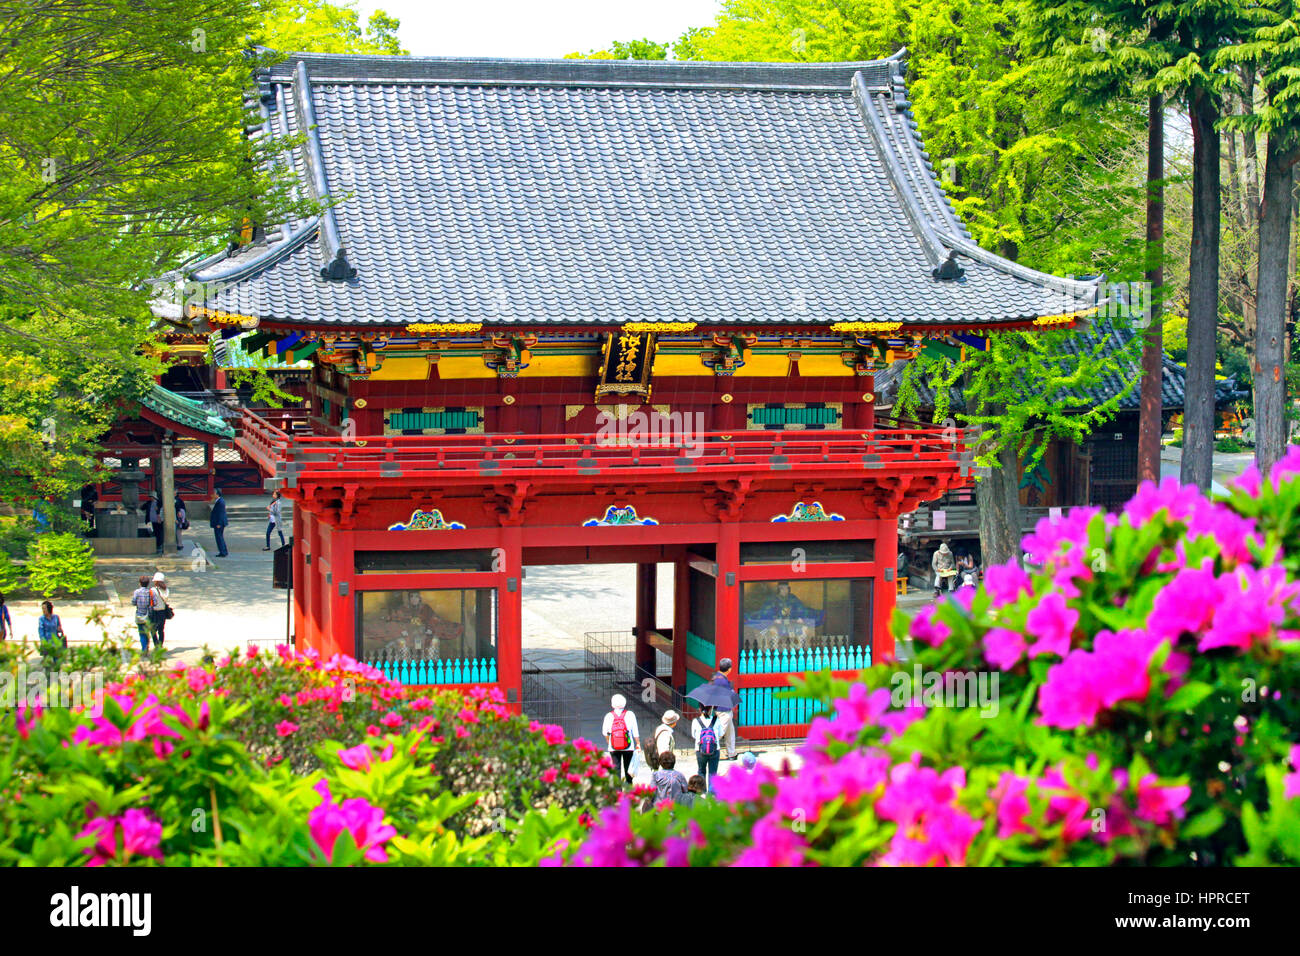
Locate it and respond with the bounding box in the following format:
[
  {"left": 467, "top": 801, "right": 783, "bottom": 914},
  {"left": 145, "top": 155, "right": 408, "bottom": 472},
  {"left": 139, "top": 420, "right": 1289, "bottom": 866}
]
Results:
[
  {"left": 693, "top": 706, "right": 722, "bottom": 783},
  {"left": 601, "top": 693, "right": 640, "bottom": 784}
]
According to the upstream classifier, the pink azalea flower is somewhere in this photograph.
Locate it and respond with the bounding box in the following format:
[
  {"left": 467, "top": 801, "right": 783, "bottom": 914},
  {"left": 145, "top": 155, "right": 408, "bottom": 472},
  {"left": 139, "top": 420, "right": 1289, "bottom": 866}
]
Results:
[
  {"left": 1026, "top": 592, "right": 1078, "bottom": 658},
  {"left": 540, "top": 768, "right": 559, "bottom": 784},
  {"left": 276, "top": 720, "right": 298, "bottom": 737},
  {"left": 541, "top": 724, "right": 566, "bottom": 746},
  {"left": 1284, "top": 745, "right": 1300, "bottom": 800},
  {"left": 984, "top": 560, "right": 1031, "bottom": 606},
  {"left": 910, "top": 606, "right": 951, "bottom": 648},
  {"left": 379, "top": 712, "right": 403, "bottom": 729},
  {"left": 1133, "top": 775, "right": 1191, "bottom": 826},
  {"left": 78, "top": 809, "right": 163, "bottom": 866},
  {"left": 983, "top": 627, "right": 1026, "bottom": 671},
  {"left": 308, "top": 782, "right": 397, "bottom": 864}
]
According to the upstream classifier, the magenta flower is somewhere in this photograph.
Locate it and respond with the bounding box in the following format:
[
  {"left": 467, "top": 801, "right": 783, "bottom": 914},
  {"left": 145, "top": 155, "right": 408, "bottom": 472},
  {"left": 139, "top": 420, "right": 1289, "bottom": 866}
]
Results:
[
  {"left": 337, "top": 743, "right": 394, "bottom": 772},
  {"left": 379, "top": 711, "right": 404, "bottom": 729},
  {"left": 1026, "top": 592, "right": 1078, "bottom": 658},
  {"left": 78, "top": 809, "right": 163, "bottom": 866},
  {"left": 731, "top": 818, "right": 809, "bottom": 867},
  {"left": 983, "top": 627, "right": 1026, "bottom": 671},
  {"left": 276, "top": 721, "right": 298, "bottom": 737},
  {"left": 308, "top": 781, "right": 397, "bottom": 864},
  {"left": 1133, "top": 775, "right": 1190, "bottom": 826},
  {"left": 984, "top": 560, "right": 1031, "bottom": 606},
  {"left": 910, "top": 606, "right": 951, "bottom": 648},
  {"left": 1284, "top": 746, "right": 1300, "bottom": 800}
]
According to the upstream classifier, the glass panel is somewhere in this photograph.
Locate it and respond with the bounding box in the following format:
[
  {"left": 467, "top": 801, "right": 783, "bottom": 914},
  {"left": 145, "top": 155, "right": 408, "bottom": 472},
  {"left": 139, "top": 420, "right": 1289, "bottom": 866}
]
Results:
[
  {"left": 740, "top": 541, "right": 873, "bottom": 565},
  {"left": 355, "top": 549, "right": 495, "bottom": 574},
  {"left": 741, "top": 579, "right": 870, "bottom": 660},
  {"left": 357, "top": 588, "right": 497, "bottom": 665}
]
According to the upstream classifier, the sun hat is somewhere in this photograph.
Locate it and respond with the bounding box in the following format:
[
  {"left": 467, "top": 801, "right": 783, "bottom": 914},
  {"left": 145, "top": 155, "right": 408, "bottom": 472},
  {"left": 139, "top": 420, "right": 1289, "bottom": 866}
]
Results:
[
  {"left": 611, "top": 693, "right": 626, "bottom": 711},
  {"left": 663, "top": 709, "right": 680, "bottom": 724},
  {"left": 152, "top": 571, "right": 166, "bottom": 583}
]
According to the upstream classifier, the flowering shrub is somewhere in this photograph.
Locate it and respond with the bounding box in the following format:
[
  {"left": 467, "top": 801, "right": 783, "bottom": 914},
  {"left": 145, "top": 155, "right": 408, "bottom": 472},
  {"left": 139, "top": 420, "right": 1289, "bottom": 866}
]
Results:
[
  {"left": 555, "top": 449, "right": 1300, "bottom": 866},
  {"left": 0, "top": 645, "right": 619, "bottom": 865}
]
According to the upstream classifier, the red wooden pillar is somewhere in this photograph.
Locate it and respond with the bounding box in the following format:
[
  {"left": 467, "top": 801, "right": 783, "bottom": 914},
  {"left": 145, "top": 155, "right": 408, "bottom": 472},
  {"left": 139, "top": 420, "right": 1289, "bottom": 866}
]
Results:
[
  {"left": 672, "top": 558, "right": 689, "bottom": 695},
  {"left": 873, "top": 515, "right": 898, "bottom": 663},
  {"left": 715, "top": 521, "right": 740, "bottom": 670},
  {"left": 326, "top": 527, "right": 354, "bottom": 660},
  {"left": 292, "top": 506, "right": 306, "bottom": 646},
  {"left": 498, "top": 525, "right": 523, "bottom": 714},
  {"left": 635, "top": 563, "right": 657, "bottom": 672},
  {"left": 307, "top": 513, "right": 324, "bottom": 653}
]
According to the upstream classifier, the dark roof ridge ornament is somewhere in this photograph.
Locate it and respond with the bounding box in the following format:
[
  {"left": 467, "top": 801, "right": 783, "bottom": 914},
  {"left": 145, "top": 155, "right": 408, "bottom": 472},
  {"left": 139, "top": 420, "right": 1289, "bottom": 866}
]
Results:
[
  {"left": 932, "top": 250, "right": 966, "bottom": 281},
  {"left": 321, "top": 247, "right": 358, "bottom": 281}
]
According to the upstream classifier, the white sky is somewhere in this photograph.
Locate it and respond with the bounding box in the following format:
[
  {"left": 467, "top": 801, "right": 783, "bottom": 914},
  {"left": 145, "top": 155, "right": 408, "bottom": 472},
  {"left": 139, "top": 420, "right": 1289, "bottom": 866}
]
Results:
[{"left": 352, "top": 0, "right": 723, "bottom": 58}]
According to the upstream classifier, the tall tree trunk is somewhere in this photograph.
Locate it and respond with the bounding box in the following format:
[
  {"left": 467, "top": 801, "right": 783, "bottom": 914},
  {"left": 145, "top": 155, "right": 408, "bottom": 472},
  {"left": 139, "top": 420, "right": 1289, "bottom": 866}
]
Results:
[
  {"left": 1139, "top": 95, "right": 1165, "bottom": 484},
  {"left": 1254, "top": 136, "right": 1299, "bottom": 475},
  {"left": 1182, "top": 87, "right": 1222, "bottom": 491},
  {"left": 971, "top": 390, "right": 1024, "bottom": 567}
]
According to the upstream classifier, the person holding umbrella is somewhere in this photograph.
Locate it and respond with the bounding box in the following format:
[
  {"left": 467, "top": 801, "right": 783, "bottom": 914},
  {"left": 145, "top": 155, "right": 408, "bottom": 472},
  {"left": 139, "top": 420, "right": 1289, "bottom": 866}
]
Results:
[
  {"left": 686, "top": 680, "right": 737, "bottom": 784},
  {"left": 711, "top": 657, "right": 741, "bottom": 759}
]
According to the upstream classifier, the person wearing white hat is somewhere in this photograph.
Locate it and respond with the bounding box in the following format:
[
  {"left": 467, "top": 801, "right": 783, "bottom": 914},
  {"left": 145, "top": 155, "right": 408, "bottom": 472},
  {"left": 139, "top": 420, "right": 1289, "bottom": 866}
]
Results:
[
  {"left": 653, "top": 710, "right": 679, "bottom": 760},
  {"left": 148, "top": 571, "right": 171, "bottom": 649},
  {"left": 601, "top": 693, "right": 641, "bottom": 783}
]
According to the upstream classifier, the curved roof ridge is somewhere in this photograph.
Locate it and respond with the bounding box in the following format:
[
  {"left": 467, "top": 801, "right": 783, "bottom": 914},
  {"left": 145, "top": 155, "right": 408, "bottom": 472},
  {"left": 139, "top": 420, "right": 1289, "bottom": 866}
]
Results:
[{"left": 293, "top": 61, "right": 355, "bottom": 282}]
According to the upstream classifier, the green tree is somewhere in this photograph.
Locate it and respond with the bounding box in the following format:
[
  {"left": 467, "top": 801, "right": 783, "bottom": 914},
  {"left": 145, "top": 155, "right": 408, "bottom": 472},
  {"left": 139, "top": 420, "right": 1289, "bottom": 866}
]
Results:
[
  {"left": 566, "top": 38, "right": 671, "bottom": 60},
  {"left": 259, "top": 0, "right": 409, "bottom": 55},
  {"left": 1223, "top": 2, "right": 1300, "bottom": 474}
]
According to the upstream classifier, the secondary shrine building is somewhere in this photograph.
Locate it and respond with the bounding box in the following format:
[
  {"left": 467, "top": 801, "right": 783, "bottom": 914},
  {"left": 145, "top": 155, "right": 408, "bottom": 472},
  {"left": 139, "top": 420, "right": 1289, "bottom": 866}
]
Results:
[{"left": 172, "top": 52, "right": 1101, "bottom": 738}]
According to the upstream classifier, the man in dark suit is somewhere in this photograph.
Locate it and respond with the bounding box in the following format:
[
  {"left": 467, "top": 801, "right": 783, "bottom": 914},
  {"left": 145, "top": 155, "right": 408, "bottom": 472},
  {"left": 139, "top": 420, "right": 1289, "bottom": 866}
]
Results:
[{"left": 209, "top": 488, "right": 229, "bottom": 557}]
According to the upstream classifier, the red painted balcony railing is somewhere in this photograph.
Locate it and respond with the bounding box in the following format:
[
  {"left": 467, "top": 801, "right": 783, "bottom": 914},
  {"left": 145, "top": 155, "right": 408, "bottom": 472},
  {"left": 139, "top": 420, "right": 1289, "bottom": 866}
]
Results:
[{"left": 233, "top": 408, "right": 977, "bottom": 489}]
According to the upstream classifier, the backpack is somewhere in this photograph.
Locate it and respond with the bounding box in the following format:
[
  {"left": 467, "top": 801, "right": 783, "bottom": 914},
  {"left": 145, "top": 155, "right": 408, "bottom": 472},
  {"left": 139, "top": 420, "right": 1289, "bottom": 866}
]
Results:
[
  {"left": 610, "top": 711, "right": 630, "bottom": 751},
  {"left": 698, "top": 715, "right": 718, "bottom": 756}
]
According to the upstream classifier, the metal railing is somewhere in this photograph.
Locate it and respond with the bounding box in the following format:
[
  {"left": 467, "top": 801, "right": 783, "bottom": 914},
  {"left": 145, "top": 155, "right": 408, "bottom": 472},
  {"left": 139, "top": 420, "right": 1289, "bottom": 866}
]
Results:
[{"left": 520, "top": 658, "right": 578, "bottom": 732}]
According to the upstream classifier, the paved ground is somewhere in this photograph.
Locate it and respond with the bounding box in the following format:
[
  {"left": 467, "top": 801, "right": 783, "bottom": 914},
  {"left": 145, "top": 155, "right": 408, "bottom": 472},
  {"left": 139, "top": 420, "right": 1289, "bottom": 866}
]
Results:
[{"left": 5, "top": 496, "right": 290, "bottom": 660}]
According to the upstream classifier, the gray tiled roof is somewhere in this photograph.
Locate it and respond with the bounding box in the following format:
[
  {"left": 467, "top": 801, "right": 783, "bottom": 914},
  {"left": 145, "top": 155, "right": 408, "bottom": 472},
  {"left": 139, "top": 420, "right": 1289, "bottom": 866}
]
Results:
[
  {"left": 875, "top": 318, "right": 1245, "bottom": 412},
  {"left": 178, "top": 53, "right": 1102, "bottom": 328}
]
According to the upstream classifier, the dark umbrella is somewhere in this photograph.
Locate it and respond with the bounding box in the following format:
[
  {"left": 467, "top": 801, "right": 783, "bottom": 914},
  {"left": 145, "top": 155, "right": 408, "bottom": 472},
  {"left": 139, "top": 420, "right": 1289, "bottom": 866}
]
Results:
[{"left": 686, "top": 682, "right": 739, "bottom": 709}]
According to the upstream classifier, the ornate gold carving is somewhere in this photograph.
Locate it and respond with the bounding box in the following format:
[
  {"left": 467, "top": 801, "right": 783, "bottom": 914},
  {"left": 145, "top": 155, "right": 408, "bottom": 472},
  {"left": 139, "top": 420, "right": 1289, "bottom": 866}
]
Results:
[
  {"left": 623, "top": 321, "right": 697, "bottom": 332},
  {"left": 831, "top": 321, "right": 903, "bottom": 333},
  {"left": 406, "top": 323, "right": 483, "bottom": 335}
]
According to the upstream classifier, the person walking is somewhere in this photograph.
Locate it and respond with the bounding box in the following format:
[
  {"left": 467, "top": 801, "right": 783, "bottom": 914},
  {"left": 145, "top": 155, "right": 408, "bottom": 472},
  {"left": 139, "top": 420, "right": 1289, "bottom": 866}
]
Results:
[
  {"left": 653, "top": 710, "right": 679, "bottom": 760},
  {"left": 0, "top": 593, "right": 11, "bottom": 641},
  {"left": 209, "top": 488, "right": 229, "bottom": 558},
  {"left": 174, "top": 493, "right": 188, "bottom": 553},
  {"left": 601, "top": 693, "right": 641, "bottom": 784},
  {"left": 264, "top": 489, "right": 285, "bottom": 551},
  {"left": 145, "top": 493, "right": 165, "bottom": 556},
  {"left": 932, "top": 541, "right": 957, "bottom": 598},
  {"left": 37, "top": 601, "right": 66, "bottom": 648},
  {"left": 692, "top": 706, "right": 722, "bottom": 784},
  {"left": 149, "top": 571, "right": 171, "bottom": 649},
  {"left": 711, "top": 658, "right": 740, "bottom": 759},
  {"left": 131, "top": 575, "right": 154, "bottom": 654}
]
